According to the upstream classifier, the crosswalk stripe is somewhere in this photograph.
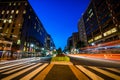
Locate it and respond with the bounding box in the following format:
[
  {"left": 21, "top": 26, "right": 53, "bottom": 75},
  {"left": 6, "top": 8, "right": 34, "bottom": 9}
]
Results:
[
  {"left": 76, "top": 65, "right": 104, "bottom": 80},
  {"left": 1, "top": 63, "right": 42, "bottom": 80},
  {"left": 106, "top": 68, "right": 120, "bottom": 74},
  {"left": 20, "top": 63, "right": 48, "bottom": 80},
  {"left": 3, "top": 63, "right": 36, "bottom": 74},
  {"left": 0, "top": 61, "right": 32, "bottom": 69},
  {"left": 0, "top": 64, "right": 26, "bottom": 73},
  {"left": 69, "top": 65, "right": 89, "bottom": 80},
  {"left": 34, "top": 64, "right": 53, "bottom": 80},
  {"left": 88, "top": 66, "right": 120, "bottom": 79}
]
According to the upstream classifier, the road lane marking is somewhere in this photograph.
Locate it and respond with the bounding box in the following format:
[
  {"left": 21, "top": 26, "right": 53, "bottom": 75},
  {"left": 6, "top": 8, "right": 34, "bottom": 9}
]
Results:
[
  {"left": 1, "top": 63, "right": 42, "bottom": 80},
  {"left": 20, "top": 63, "right": 48, "bottom": 80},
  {"left": 106, "top": 68, "right": 120, "bottom": 74},
  {"left": 0, "top": 64, "right": 25, "bottom": 73},
  {"left": 0, "top": 61, "right": 33, "bottom": 69},
  {"left": 76, "top": 65, "right": 104, "bottom": 80},
  {"left": 69, "top": 65, "right": 89, "bottom": 80},
  {"left": 89, "top": 66, "right": 120, "bottom": 79},
  {"left": 34, "top": 64, "right": 53, "bottom": 80},
  {"left": 3, "top": 63, "right": 36, "bottom": 74}
]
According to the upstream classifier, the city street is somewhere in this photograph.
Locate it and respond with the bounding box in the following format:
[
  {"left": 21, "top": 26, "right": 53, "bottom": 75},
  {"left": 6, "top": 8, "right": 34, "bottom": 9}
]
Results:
[{"left": 0, "top": 55, "right": 120, "bottom": 80}]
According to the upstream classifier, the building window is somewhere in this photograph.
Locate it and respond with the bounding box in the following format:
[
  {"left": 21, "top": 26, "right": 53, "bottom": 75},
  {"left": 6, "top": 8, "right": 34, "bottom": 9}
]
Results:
[
  {"left": 9, "top": 19, "right": 12, "bottom": 23},
  {"left": 0, "top": 27, "right": 2, "bottom": 30},
  {"left": 6, "top": 28, "right": 9, "bottom": 33},
  {"left": 88, "top": 39, "right": 93, "bottom": 43},
  {"left": 10, "top": 15, "right": 13, "bottom": 18},
  {"left": 11, "top": 10, "right": 14, "bottom": 14},
  {"left": 1, "top": 10, "right": 5, "bottom": 14},
  {"left": 3, "top": 19, "right": 7, "bottom": 23},
  {"left": 103, "top": 28, "right": 117, "bottom": 36},
  {"left": 23, "top": 10, "right": 26, "bottom": 14},
  {"left": 94, "top": 35, "right": 102, "bottom": 40},
  {"left": 6, "top": 10, "right": 9, "bottom": 14},
  {"left": 25, "top": 2, "right": 28, "bottom": 6},
  {"left": 13, "top": 2, "right": 16, "bottom": 6},
  {"left": 28, "top": 15, "right": 31, "bottom": 19},
  {"left": 9, "top": 3, "right": 12, "bottom": 6},
  {"left": 17, "top": 40, "right": 21, "bottom": 44},
  {"left": 18, "top": 2, "right": 21, "bottom": 6},
  {"left": 16, "top": 10, "right": 19, "bottom": 14},
  {"left": 18, "top": 24, "right": 21, "bottom": 27},
  {"left": 88, "top": 9, "right": 92, "bottom": 14},
  {"left": 34, "top": 26, "right": 36, "bottom": 29}
]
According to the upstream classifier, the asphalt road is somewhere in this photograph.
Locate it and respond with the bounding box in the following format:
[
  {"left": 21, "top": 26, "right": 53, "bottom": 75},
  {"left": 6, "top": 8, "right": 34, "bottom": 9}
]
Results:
[
  {"left": 0, "top": 56, "right": 120, "bottom": 80},
  {"left": 69, "top": 55, "right": 120, "bottom": 68}
]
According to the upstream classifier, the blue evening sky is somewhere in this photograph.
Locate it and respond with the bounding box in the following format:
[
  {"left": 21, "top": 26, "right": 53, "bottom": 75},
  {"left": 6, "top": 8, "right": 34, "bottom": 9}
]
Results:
[{"left": 29, "top": 0, "right": 90, "bottom": 50}]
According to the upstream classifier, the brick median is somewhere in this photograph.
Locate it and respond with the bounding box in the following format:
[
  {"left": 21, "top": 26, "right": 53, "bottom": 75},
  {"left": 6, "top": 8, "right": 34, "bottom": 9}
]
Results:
[{"left": 34, "top": 62, "right": 89, "bottom": 80}]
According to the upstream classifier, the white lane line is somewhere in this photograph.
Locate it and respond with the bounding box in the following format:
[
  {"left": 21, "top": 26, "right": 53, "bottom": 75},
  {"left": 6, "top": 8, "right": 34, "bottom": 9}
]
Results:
[
  {"left": 0, "top": 58, "right": 35, "bottom": 65},
  {"left": 0, "top": 64, "right": 25, "bottom": 73},
  {"left": 0, "top": 59, "right": 38, "bottom": 69},
  {"left": 89, "top": 66, "right": 120, "bottom": 80},
  {"left": 76, "top": 65, "right": 104, "bottom": 80},
  {"left": 1, "top": 63, "right": 42, "bottom": 80},
  {"left": 20, "top": 63, "right": 48, "bottom": 80},
  {"left": 3, "top": 63, "right": 36, "bottom": 74},
  {"left": 106, "top": 68, "right": 120, "bottom": 74}
]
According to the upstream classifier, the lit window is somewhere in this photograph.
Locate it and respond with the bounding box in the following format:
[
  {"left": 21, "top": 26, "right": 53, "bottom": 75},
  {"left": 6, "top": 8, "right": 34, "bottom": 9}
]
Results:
[
  {"left": 18, "top": 2, "right": 21, "bottom": 6},
  {"left": 2, "top": 10, "right": 5, "bottom": 14},
  {"left": 6, "top": 28, "right": 9, "bottom": 33},
  {"left": 9, "top": 3, "right": 12, "bottom": 6},
  {"left": 12, "top": 35, "right": 17, "bottom": 38},
  {"left": 16, "top": 10, "right": 19, "bottom": 14},
  {"left": 89, "top": 12, "right": 93, "bottom": 18},
  {"left": 34, "top": 26, "right": 36, "bottom": 29},
  {"left": 23, "top": 10, "right": 26, "bottom": 14},
  {"left": 10, "top": 15, "right": 13, "bottom": 18},
  {"left": 103, "top": 28, "right": 117, "bottom": 36},
  {"left": 13, "top": 2, "right": 16, "bottom": 6},
  {"left": 0, "top": 27, "right": 2, "bottom": 29},
  {"left": 94, "top": 35, "right": 102, "bottom": 40},
  {"left": 3, "top": 19, "right": 7, "bottom": 23},
  {"left": 24, "top": 42, "right": 26, "bottom": 46},
  {"left": 25, "top": 2, "right": 28, "bottom": 6},
  {"left": 88, "top": 9, "right": 92, "bottom": 14},
  {"left": 11, "top": 10, "right": 14, "bottom": 14},
  {"left": 111, "top": 28, "right": 117, "bottom": 33},
  {"left": 28, "top": 15, "right": 31, "bottom": 19},
  {"left": 88, "top": 39, "right": 93, "bottom": 43},
  {"left": 17, "top": 40, "right": 21, "bottom": 44},
  {"left": 37, "top": 29, "right": 39, "bottom": 32},
  {"left": 18, "top": 24, "right": 21, "bottom": 26},
  {"left": 7, "top": 10, "right": 9, "bottom": 14},
  {"left": 9, "top": 19, "right": 12, "bottom": 23},
  {"left": 23, "top": 47, "right": 26, "bottom": 51}
]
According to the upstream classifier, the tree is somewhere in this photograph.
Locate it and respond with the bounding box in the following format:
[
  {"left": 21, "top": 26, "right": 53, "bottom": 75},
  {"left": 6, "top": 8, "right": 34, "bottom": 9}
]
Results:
[{"left": 56, "top": 47, "right": 62, "bottom": 54}]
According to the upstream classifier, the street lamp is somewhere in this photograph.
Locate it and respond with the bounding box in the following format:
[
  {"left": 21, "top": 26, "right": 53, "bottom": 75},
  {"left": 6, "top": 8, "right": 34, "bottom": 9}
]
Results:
[{"left": 30, "top": 44, "right": 34, "bottom": 47}]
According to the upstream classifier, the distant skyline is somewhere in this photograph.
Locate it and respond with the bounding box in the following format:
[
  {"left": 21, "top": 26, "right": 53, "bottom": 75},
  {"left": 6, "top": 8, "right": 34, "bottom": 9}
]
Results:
[{"left": 29, "top": 0, "right": 90, "bottom": 50}]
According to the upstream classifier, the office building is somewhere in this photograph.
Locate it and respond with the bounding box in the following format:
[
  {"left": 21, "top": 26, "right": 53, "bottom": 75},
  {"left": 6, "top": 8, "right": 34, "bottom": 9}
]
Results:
[
  {"left": 78, "top": 16, "right": 87, "bottom": 46},
  {"left": 83, "top": 0, "right": 120, "bottom": 45},
  {"left": 0, "top": 0, "right": 55, "bottom": 58}
]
